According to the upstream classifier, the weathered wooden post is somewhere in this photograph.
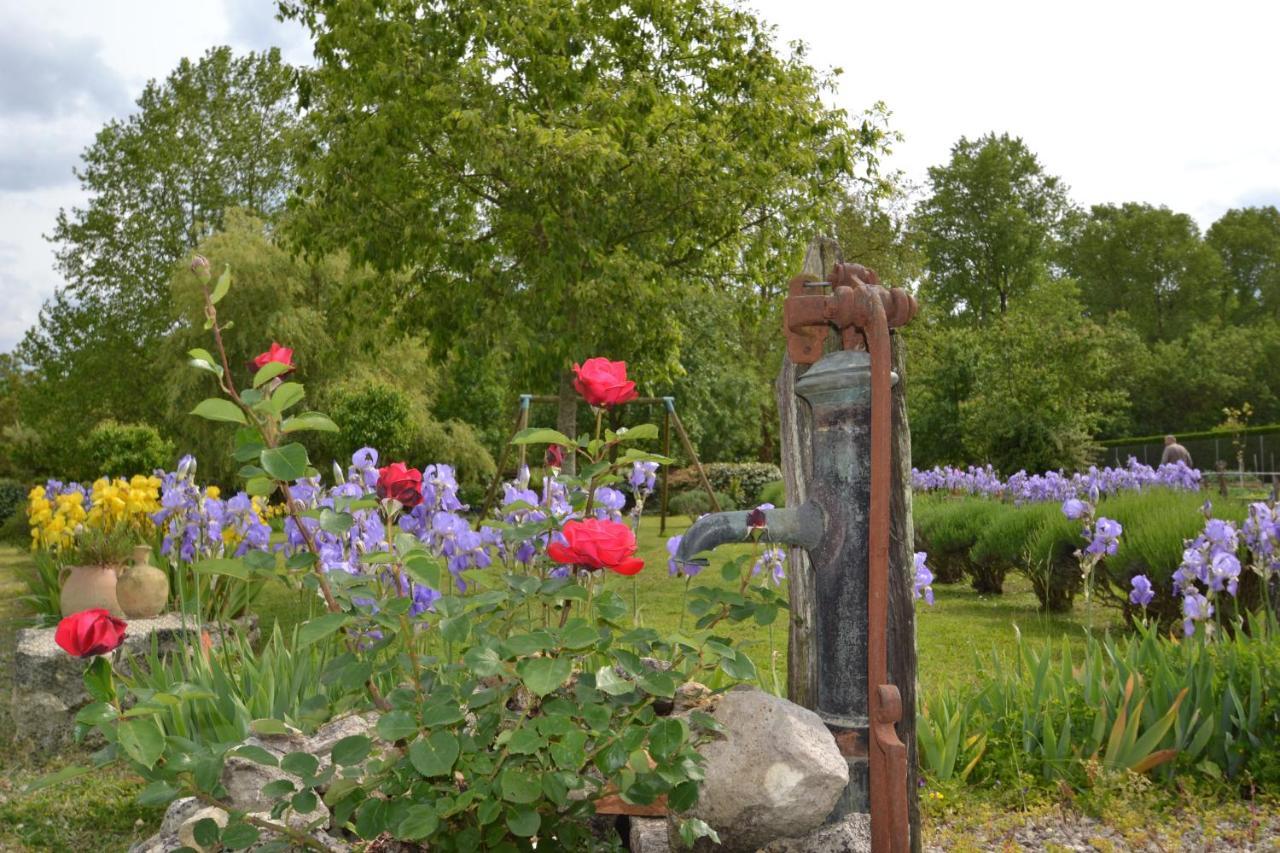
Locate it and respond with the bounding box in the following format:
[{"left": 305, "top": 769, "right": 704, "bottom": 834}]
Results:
[{"left": 678, "top": 259, "right": 920, "bottom": 851}]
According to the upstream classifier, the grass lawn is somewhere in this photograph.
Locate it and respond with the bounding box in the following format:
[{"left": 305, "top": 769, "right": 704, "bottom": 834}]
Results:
[{"left": 0, "top": 518, "right": 1130, "bottom": 850}]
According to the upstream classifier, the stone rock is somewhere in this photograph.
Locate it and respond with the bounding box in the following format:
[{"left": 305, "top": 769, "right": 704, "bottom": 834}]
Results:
[
  {"left": 672, "top": 681, "right": 711, "bottom": 714},
  {"left": 218, "top": 755, "right": 329, "bottom": 828},
  {"left": 127, "top": 797, "right": 203, "bottom": 853},
  {"left": 11, "top": 613, "right": 257, "bottom": 755},
  {"left": 758, "top": 812, "right": 871, "bottom": 853},
  {"left": 630, "top": 816, "right": 672, "bottom": 852},
  {"left": 671, "top": 685, "right": 848, "bottom": 852},
  {"left": 305, "top": 711, "right": 379, "bottom": 759},
  {"left": 177, "top": 806, "right": 229, "bottom": 852}
]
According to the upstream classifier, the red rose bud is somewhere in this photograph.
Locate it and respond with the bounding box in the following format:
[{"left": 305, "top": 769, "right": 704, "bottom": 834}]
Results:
[
  {"left": 547, "top": 518, "right": 645, "bottom": 576},
  {"left": 252, "top": 342, "right": 295, "bottom": 373},
  {"left": 545, "top": 445, "right": 565, "bottom": 469},
  {"left": 190, "top": 254, "right": 211, "bottom": 277},
  {"left": 55, "top": 609, "right": 127, "bottom": 658},
  {"left": 376, "top": 462, "right": 423, "bottom": 509},
  {"left": 572, "top": 357, "right": 638, "bottom": 408},
  {"left": 746, "top": 507, "right": 768, "bottom": 529}
]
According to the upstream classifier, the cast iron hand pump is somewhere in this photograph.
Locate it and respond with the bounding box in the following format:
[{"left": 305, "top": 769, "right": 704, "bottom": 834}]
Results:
[{"left": 677, "top": 263, "right": 916, "bottom": 851}]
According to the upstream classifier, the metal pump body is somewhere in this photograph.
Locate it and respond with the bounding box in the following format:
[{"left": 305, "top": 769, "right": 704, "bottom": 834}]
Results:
[{"left": 676, "top": 263, "right": 916, "bottom": 852}]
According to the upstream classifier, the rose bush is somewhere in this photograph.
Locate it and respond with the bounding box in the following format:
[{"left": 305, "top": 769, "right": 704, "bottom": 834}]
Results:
[{"left": 38, "top": 267, "right": 788, "bottom": 850}]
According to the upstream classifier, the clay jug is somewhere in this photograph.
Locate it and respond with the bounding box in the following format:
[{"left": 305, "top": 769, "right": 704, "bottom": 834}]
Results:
[
  {"left": 116, "top": 544, "right": 169, "bottom": 619},
  {"left": 59, "top": 563, "right": 125, "bottom": 618}
]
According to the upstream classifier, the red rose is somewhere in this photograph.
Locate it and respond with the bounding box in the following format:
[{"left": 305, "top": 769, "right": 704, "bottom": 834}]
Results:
[
  {"left": 55, "top": 609, "right": 127, "bottom": 658},
  {"left": 547, "top": 518, "right": 645, "bottom": 576},
  {"left": 572, "top": 358, "right": 637, "bottom": 408},
  {"left": 545, "top": 445, "right": 565, "bottom": 469},
  {"left": 377, "top": 462, "right": 423, "bottom": 509},
  {"left": 252, "top": 342, "right": 295, "bottom": 373}
]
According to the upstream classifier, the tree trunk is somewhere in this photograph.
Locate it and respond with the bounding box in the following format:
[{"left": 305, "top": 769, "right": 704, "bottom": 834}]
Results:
[{"left": 556, "top": 369, "right": 578, "bottom": 476}]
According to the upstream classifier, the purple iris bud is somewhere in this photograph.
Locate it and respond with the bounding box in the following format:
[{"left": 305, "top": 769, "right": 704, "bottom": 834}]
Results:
[{"left": 1129, "top": 574, "right": 1154, "bottom": 608}]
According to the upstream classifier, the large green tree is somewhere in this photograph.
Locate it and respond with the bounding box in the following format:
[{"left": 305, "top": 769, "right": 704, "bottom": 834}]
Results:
[
  {"left": 14, "top": 47, "right": 301, "bottom": 471},
  {"left": 1061, "top": 202, "right": 1222, "bottom": 342},
  {"left": 1206, "top": 206, "right": 1280, "bottom": 322},
  {"left": 914, "top": 132, "right": 1073, "bottom": 321},
  {"left": 279, "top": 0, "right": 888, "bottom": 425}
]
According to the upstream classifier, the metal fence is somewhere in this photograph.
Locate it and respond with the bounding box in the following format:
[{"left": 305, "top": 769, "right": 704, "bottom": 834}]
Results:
[{"left": 1102, "top": 431, "right": 1279, "bottom": 476}]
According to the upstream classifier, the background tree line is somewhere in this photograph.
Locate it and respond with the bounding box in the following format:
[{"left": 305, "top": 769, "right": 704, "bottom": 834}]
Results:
[{"left": 2, "top": 3, "right": 1278, "bottom": 487}]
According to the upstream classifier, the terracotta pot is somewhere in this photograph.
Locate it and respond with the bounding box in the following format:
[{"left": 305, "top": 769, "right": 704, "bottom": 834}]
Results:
[
  {"left": 116, "top": 544, "right": 169, "bottom": 619},
  {"left": 59, "top": 564, "right": 125, "bottom": 618}
]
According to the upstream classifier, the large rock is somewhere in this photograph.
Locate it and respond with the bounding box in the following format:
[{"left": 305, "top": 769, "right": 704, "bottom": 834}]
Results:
[
  {"left": 11, "top": 613, "right": 258, "bottom": 754},
  {"left": 758, "top": 812, "right": 871, "bottom": 853},
  {"left": 672, "top": 685, "right": 847, "bottom": 852}
]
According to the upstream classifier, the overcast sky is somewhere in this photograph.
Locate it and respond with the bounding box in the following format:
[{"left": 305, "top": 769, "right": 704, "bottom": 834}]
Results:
[{"left": 1, "top": 0, "right": 1277, "bottom": 353}]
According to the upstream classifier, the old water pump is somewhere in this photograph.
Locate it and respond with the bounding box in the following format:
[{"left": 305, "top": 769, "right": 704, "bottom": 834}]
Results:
[{"left": 677, "top": 263, "right": 917, "bottom": 851}]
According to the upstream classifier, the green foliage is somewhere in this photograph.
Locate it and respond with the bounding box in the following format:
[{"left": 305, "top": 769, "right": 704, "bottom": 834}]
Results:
[
  {"left": 758, "top": 480, "right": 787, "bottom": 509},
  {"left": 121, "top": 623, "right": 352, "bottom": 747},
  {"left": 329, "top": 383, "right": 414, "bottom": 461},
  {"left": 1207, "top": 205, "right": 1280, "bottom": 322},
  {"left": 73, "top": 526, "right": 135, "bottom": 566},
  {"left": 0, "top": 479, "right": 24, "bottom": 527},
  {"left": 83, "top": 421, "right": 175, "bottom": 478},
  {"left": 1061, "top": 202, "right": 1224, "bottom": 343},
  {"left": 669, "top": 490, "right": 737, "bottom": 520},
  {"left": 968, "top": 502, "right": 1059, "bottom": 595},
  {"left": 17, "top": 550, "right": 63, "bottom": 621},
  {"left": 916, "top": 132, "right": 1073, "bottom": 321},
  {"left": 919, "top": 622, "right": 1280, "bottom": 790},
  {"left": 910, "top": 281, "right": 1129, "bottom": 472},
  {"left": 700, "top": 463, "right": 783, "bottom": 508},
  {"left": 914, "top": 497, "right": 1007, "bottom": 584}
]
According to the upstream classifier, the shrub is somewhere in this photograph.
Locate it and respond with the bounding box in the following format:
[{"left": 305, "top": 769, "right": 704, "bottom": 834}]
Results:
[
  {"left": 759, "top": 479, "right": 786, "bottom": 508},
  {"left": 0, "top": 504, "right": 27, "bottom": 546},
  {"left": 1096, "top": 490, "right": 1248, "bottom": 625},
  {"left": 1024, "top": 510, "right": 1082, "bottom": 612},
  {"left": 967, "top": 502, "right": 1055, "bottom": 594},
  {"left": 669, "top": 489, "right": 737, "bottom": 519},
  {"left": 329, "top": 382, "right": 415, "bottom": 460},
  {"left": 914, "top": 496, "right": 1005, "bottom": 584},
  {"left": 701, "top": 462, "right": 783, "bottom": 507},
  {"left": 0, "top": 478, "right": 24, "bottom": 526},
  {"left": 83, "top": 420, "right": 175, "bottom": 478}
]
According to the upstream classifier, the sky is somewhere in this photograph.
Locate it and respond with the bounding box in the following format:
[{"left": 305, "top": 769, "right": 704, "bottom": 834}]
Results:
[{"left": 1, "top": 0, "right": 1277, "bottom": 353}]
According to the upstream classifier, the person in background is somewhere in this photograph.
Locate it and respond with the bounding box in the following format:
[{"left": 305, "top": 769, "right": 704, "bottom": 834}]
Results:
[{"left": 1161, "top": 434, "right": 1192, "bottom": 466}]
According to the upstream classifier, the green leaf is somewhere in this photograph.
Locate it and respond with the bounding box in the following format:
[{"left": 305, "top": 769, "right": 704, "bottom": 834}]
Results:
[
  {"left": 511, "top": 427, "right": 576, "bottom": 447},
  {"left": 720, "top": 649, "right": 758, "bottom": 681},
  {"left": 118, "top": 718, "right": 166, "bottom": 769},
  {"left": 376, "top": 710, "right": 418, "bottom": 742},
  {"left": 221, "top": 822, "right": 260, "bottom": 850},
  {"left": 648, "top": 717, "right": 687, "bottom": 761},
  {"left": 191, "top": 558, "right": 249, "bottom": 580},
  {"left": 499, "top": 768, "right": 542, "bottom": 804},
  {"left": 281, "top": 751, "right": 320, "bottom": 778},
  {"left": 231, "top": 744, "right": 279, "bottom": 767},
  {"left": 613, "top": 423, "right": 659, "bottom": 442},
  {"left": 594, "top": 666, "right": 634, "bottom": 696},
  {"left": 136, "top": 780, "right": 180, "bottom": 807},
  {"left": 517, "top": 656, "right": 572, "bottom": 698},
  {"left": 297, "top": 612, "right": 351, "bottom": 647},
  {"left": 463, "top": 645, "right": 505, "bottom": 677},
  {"left": 331, "top": 735, "right": 373, "bottom": 766},
  {"left": 269, "top": 381, "right": 305, "bottom": 414},
  {"left": 210, "top": 265, "right": 232, "bottom": 304},
  {"left": 282, "top": 412, "right": 340, "bottom": 433},
  {"left": 409, "top": 731, "right": 459, "bottom": 777},
  {"left": 24, "top": 764, "right": 91, "bottom": 793},
  {"left": 440, "top": 614, "right": 470, "bottom": 644},
  {"left": 245, "top": 476, "right": 275, "bottom": 498},
  {"left": 75, "top": 701, "right": 117, "bottom": 727},
  {"left": 193, "top": 817, "right": 221, "bottom": 847},
  {"left": 191, "top": 397, "right": 246, "bottom": 425},
  {"left": 396, "top": 804, "right": 440, "bottom": 841},
  {"left": 319, "top": 508, "right": 354, "bottom": 534},
  {"left": 250, "top": 718, "right": 289, "bottom": 735},
  {"left": 253, "top": 360, "right": 292, "bottom": 386},
  {"left": 506, "top": 804, "right": 541, "bottom": 837},
  {"left": 260, "top": 443, "right": 309, "bottom": 481}
]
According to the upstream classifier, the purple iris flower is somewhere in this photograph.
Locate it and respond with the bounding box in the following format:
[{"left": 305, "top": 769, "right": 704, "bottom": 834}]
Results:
[
  {"left": 666, "top": 534, "right": 701, "bottom": 577},
  {"left": 1085, "top": 517, "right": 1122, "bottom": 556},
  {"left": 1062, "top": 498, "right": 1088, "bottom": 520},
  {"left": 1182, "top": 591, "right": 1213, "bottom": 636},
  {"left": 913, "top": 552, "right": 935, "bottom": 605},
  {"left": 752, "top": 546, "right": 787, "bottom": 586},
  {"left": 1129, "top": 574, "right": 1154, "bottom": 608}
]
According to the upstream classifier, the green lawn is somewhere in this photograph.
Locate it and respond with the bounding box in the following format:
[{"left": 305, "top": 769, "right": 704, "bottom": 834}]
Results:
[{"left": 0, "top": 517, "right": 1116, "bottom": 850}]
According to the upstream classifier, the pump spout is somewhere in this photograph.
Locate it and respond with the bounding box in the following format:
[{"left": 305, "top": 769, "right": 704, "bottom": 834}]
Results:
[{"left": 675, "top": 504, "right": 824, "bottom": 567}]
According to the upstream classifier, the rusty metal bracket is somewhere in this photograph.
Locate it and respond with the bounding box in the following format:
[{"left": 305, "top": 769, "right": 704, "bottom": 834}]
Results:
[{"left": 784, "top": 263, "right": 916, "bottom": 852}]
